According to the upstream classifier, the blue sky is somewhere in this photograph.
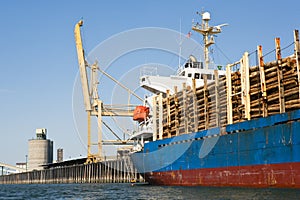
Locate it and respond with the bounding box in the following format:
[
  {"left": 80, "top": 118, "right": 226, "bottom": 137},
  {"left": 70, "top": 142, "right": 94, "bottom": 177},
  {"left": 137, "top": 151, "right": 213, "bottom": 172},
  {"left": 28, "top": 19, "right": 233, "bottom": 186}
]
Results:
[{"left": 0, "top": 0, "right": 299, "bottom": 165}]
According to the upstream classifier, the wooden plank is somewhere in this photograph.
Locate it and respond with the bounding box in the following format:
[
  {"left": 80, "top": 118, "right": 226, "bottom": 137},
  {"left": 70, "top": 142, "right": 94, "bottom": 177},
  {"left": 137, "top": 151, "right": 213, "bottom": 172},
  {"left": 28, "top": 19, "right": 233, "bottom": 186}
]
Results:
[
  {"left": 203, "top": 75, "right": 209, "bottom": 129},
  {"left": 214, "top": 70, "right": 220, "bottom": 127},
  {"left": 192, "top": 79, "right": 199, "bottom": 132},
  {"left": 182, "top": 83, "right": 188, "bottom": 134},
  {"left": 174, "top": 86, "right": 180, "bottom": 136},
  {"left": 241, "top": 52, "right": 251, "bottom": 120},
  {"left": 166, "top": 89, "right": 171, "bottom": 138},
  {"left": 152, "top": 95, "right": 157, "bottom": 141},
  {"left": 158, "top": 93, "right": 163, "bottom": 140},
  {"left": 244, "top": 52, "right": 251, "bottom": 120},
  {"left": 258, "top": 45, "right": 268, "bottom": 117},
  {"left": 226, "top": 64, "right": 233, "bottom": 124},
  {"left": 275, "top": 37, "right": 286, "bottom": 113},
  {"left": 294, "top": 30, "right": 300, "bottom": 99}
]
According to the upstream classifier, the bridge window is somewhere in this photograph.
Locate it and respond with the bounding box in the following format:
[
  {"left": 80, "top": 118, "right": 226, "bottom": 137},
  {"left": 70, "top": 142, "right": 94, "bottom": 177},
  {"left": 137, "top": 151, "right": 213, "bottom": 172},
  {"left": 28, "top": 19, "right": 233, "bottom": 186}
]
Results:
[
  {"left": 194, "top": 73, "right": 200, "bottom": 79},
  {"left": 201, "top": 74, "right": 212, "bottom": 80}
]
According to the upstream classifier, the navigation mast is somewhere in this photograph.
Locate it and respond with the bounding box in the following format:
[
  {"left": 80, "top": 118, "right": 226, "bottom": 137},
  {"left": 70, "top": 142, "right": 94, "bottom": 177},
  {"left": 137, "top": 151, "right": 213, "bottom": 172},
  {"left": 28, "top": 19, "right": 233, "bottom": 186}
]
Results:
[{"left": 192, "top": 11, "right": 228, "bottom": 70}]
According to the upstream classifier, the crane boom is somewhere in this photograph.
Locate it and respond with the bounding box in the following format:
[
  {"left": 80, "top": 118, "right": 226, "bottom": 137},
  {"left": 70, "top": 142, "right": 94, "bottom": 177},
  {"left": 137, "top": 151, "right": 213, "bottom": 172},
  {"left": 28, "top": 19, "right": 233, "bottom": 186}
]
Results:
[{"left": 74, "top": 20, "right": 92, "bottom": 111}]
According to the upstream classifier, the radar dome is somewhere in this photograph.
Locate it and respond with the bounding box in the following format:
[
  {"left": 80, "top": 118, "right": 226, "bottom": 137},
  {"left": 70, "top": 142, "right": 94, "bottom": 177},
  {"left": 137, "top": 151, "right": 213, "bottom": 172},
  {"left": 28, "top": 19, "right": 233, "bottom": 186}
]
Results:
[{"left": 202, "top": 12, "right": 210, "bottom": 20}]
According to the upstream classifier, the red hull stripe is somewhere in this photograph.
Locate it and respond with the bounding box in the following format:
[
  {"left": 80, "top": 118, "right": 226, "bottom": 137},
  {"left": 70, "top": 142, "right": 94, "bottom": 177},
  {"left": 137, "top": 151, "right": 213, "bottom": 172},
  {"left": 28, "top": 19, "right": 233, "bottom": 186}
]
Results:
[{"left": 145, "top": 162, "right": 300, "bottom": 188}]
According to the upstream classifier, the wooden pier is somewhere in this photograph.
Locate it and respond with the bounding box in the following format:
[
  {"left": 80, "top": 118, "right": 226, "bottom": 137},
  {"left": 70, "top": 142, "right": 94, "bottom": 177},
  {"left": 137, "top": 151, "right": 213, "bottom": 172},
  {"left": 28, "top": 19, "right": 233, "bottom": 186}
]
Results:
[{"left": 0, "top": 156, "right": 143, "bottom": 184}]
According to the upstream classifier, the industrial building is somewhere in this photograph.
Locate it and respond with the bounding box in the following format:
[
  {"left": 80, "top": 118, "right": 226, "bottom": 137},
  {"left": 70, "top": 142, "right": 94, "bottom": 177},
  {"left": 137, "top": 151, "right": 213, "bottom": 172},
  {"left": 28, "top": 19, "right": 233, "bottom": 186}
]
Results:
[
  {"left": 28, "top": 128, "right": 53, "bottom": 171},
  {"left": 56, "top": 148, "right": 63, "bottom": 162}
]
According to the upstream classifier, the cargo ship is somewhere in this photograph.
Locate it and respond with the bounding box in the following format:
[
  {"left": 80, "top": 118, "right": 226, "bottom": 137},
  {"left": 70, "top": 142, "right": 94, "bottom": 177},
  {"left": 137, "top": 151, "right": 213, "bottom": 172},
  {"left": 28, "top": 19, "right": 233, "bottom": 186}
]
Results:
[{"left": 130, "top": 11, "right": 300, "bottom": 188}]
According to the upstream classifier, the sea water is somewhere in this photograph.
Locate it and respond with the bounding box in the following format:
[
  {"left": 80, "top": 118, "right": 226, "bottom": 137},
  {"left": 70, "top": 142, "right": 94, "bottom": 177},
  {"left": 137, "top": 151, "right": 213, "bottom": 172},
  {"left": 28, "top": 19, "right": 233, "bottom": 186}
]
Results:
[{"left": 0, "top": 183, "right": 299, "bottom": 200}]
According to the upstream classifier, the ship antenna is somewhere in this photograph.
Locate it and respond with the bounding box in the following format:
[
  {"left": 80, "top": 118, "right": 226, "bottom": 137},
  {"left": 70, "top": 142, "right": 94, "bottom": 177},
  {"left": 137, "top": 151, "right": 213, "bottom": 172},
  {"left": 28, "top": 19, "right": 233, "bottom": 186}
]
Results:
[
  {"left": 192, "top": 11, "right": 228, "bottom": 70},
  {"left": 178, "top": 18, "right": 182, "bottom": 70}
]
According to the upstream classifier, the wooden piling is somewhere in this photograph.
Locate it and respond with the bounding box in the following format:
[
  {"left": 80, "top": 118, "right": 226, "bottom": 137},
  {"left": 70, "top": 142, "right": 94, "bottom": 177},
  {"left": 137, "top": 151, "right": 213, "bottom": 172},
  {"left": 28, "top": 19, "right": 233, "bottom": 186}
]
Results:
[{"left": 0, "top": 156, "right": 142, "bottom": 184}]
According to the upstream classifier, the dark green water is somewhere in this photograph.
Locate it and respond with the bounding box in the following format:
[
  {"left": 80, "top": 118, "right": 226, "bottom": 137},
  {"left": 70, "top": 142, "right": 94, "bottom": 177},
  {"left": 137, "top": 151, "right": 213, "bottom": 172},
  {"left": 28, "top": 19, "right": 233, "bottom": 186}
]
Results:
[{"left": 0, "top": 183, "right": 299, "bottom": 200}]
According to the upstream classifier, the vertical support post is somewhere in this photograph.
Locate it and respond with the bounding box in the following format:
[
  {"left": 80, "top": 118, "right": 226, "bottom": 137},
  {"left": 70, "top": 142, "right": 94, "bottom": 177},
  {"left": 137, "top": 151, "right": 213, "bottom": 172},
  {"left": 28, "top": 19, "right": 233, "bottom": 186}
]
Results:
[
  {"left": 166, "top": 89, "right": 171, "bottom": 138},
  {"left": 152, "top": 96, "right": 157, "bottom": 141},
  {"left": 97, "top": 100, "right": 103, "bottom": 161},
  {"left": 182, "top": 83, "right": 188, "bottom": 133},
  {"left": 241, "top": 57, "right": 246, "bottom": 111},
  {"left": 203, "top": 75, "right": 209, "bottom": 129},
  {"left": 158, "top": 93, "right": 163, "bottom": 140},
  {"left": 258, "top": 45, "right": 268, "bottom": 117},
  {"left": 87, "top": 111, "right": 92, "bottom": 161},
  {"left": 226, "top": 65, "right": 233, "bottom": 124},
  {"left": 192, "top": 79, "right": 198, "bottom": 132},
  {"left": 275, "top": 38, "right": 285, "bottom": 113},
  {"left": 241, "top": 52, "right": 251, "bottom": 120},
  {"left": 113, "top": 161, "right": 116, "bottom": 183},
  {"left": 25, "top": 155, "right": 28, "bottom": 172},
  {"left": 214, "top": 70, "right": 220, "bottom": 127},
  {"left": 174, "top": 86, "right": 180, "bottom": 136},
  {"left": 294, "top": 30, "right": 300, "bottom": 99},
  {"left": 245, "top": 52, "right": 251, "bottom": 120}
]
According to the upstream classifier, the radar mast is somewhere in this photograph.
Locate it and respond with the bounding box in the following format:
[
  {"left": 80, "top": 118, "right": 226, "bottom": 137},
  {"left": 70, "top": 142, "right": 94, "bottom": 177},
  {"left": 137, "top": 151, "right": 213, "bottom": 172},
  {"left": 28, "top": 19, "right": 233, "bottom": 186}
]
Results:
[{"left": 192, "top": 11, "right": 228, "bottom": 70}]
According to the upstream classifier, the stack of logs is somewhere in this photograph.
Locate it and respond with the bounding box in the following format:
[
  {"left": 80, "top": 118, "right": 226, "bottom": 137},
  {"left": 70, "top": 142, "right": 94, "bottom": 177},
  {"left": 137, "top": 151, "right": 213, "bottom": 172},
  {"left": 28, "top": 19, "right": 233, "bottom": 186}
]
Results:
[{"left": 152, "top": 30, "right": 300, "bottom": 140}]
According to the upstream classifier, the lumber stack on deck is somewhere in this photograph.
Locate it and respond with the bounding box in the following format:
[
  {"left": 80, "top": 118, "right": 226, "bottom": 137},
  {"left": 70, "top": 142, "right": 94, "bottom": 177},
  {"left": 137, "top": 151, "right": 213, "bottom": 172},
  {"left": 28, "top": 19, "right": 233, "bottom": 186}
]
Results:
[{"left": 152, "top": 30, "right": 300, "bottom": 140}]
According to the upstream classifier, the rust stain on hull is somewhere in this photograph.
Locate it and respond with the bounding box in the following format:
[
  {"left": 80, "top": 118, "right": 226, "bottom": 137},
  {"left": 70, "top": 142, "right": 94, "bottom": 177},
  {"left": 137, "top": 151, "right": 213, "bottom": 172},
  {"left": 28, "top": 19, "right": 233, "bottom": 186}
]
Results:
[{"left": 145, "top": 162, "right": 300, "bottom": 188}]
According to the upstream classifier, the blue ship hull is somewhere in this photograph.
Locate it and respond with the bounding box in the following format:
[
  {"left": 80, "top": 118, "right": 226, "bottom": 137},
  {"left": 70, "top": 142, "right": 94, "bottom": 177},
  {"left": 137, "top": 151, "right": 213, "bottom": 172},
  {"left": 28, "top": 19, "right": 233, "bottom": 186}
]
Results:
[{"left": 131, "top": 109, "right": 300, "bottom": 187}]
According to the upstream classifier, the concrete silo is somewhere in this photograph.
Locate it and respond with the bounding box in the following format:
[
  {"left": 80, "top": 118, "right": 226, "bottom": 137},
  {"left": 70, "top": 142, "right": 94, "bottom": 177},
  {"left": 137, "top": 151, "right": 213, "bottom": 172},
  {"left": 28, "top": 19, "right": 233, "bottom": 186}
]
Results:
[{"left": 28, "top": 128, "right": 53, "bottom": 171}]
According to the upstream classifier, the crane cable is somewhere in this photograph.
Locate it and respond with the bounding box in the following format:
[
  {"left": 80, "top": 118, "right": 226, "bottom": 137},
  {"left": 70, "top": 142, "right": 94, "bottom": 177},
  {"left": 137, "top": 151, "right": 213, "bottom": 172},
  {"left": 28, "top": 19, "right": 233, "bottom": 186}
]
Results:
[
  {"left": 97, "top": 67, "right": 143, "bottom": 101},
  {"left": 102, "top": 120, "right": 122, "bottom": 141}
]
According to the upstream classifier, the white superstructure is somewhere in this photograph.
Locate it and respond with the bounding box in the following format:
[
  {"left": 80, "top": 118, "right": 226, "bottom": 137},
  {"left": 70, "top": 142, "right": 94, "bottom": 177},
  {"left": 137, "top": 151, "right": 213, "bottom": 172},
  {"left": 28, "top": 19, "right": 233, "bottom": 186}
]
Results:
[{"left": 131, "top": 11, "right": 227, "bottom": 151}]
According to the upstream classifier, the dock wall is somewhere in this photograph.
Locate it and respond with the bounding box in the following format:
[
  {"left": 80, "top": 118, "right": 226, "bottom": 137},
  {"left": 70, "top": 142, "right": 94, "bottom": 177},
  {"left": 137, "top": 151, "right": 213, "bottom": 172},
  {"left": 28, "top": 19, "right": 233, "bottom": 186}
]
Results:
[{"left": 0, "top": 158, "right": 142, "bottom": 184}]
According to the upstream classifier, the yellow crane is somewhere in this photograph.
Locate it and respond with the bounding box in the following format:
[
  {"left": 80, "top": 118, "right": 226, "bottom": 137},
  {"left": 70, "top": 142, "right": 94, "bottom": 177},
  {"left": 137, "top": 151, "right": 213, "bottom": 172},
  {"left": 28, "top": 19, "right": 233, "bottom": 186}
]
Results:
[
  {"left": 74, "top": 20, "right": 139, "bottom": 163},
  {"left": 74, "top": 20, "right": 101, "bottom": 163}
]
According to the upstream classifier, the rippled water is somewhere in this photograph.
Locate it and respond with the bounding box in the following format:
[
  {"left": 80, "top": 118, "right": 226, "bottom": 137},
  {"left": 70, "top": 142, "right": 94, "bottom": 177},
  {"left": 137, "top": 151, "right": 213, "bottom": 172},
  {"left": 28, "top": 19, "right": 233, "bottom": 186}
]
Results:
[{"left": 0, "top": 183, "right": 299, "bottom": 200}]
